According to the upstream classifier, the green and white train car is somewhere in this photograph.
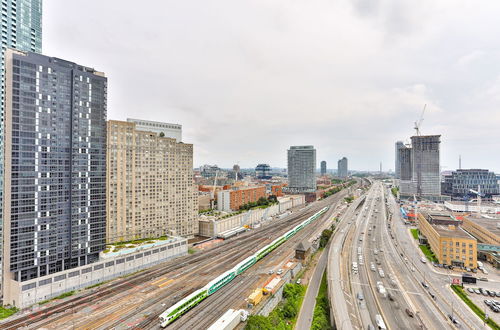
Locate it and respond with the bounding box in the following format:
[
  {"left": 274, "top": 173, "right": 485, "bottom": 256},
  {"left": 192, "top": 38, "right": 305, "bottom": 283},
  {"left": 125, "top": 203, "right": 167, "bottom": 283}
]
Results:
[{"left": 159, "top": 206, "right": 329, "bottom": 327}]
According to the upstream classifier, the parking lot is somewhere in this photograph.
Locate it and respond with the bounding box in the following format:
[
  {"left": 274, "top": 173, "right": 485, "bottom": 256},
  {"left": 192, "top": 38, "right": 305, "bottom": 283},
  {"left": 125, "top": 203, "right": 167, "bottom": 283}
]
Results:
[{"left": 464, "top": 285, "right": 500, "bottom": 324}]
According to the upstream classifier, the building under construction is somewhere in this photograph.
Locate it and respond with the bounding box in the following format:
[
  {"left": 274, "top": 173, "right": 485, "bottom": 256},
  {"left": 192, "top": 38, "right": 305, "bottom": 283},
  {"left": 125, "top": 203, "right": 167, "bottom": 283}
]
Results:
[{"left": 398, "top": 135, "right": 446, "bottom": 201}]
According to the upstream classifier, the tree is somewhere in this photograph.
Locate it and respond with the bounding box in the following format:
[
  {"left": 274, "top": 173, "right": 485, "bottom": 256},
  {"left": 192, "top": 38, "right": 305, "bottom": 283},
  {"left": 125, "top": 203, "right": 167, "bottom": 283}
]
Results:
[{"left": 159, "top": 132, "right": 165, "bottom": 137}]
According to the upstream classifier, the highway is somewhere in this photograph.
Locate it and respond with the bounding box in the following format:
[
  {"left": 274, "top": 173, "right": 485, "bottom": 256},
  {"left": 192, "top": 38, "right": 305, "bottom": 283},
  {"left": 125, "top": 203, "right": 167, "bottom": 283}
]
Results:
[
  {"left": 387, "top": 187, "right": 488, "bottom": 329},
  {"left": 329, "top": 181, "right": 464, "bottom": 330},
  {"left": 1, "top": 182, "right": 360, "bottom": 330}
]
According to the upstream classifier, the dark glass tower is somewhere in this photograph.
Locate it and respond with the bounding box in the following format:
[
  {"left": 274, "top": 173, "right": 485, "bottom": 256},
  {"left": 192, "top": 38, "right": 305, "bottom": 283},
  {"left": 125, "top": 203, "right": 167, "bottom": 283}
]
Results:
[{"left": 3, "top": 49, "right": 107, "bottom": 284}]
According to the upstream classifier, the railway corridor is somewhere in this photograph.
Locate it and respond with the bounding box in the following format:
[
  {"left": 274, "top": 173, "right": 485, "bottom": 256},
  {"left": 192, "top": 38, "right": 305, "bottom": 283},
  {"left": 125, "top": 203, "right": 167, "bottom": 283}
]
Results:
[{"left": 1, "top": 183, "right": 360, "bottom": 330}]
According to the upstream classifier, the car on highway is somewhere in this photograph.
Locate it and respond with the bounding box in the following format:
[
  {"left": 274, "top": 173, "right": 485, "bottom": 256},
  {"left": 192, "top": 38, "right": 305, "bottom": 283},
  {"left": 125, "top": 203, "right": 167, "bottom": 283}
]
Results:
[
  {"left": 429, "top": 292, "right": 436, "bottom": 300},
  {"left": 388, "top": 293, "right": 395, "bottom": 301},
  {"left": 357, "top": 292, "right": 364, "bottom": 301},
  {"left": 421, "top": 282, "right": 429, "bottom": 289},
  {"left": 405, "top": 308, "right": 414, "bottom": 317},
  {"left": 370, "top": 263, "right": 376, "bottom": 271},
  {"left": 448, "top": 314, "right": 460, "bottom": 327},
  {"left": 277, "top": 269, "right": 283, "bottom": 275}
]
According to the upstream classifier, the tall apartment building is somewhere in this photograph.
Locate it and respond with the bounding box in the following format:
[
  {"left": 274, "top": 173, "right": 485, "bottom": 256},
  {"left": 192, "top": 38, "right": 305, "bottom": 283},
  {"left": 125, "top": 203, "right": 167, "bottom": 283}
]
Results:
[
  {"left": 107, "top": 120, "right": 197, "bottom": 242},
  {"left": 320, "top": 160, "right": 327, "bottom": 176},
  {"left": 126, "top": 118, "right": 182, "bottom": 142},
  {"left": 442, "top": 169, "right": 499, "bottom": 198},
  {"left": 394, "top": 141, "right": 405, "bottom": 179},
  {"left": 337, "top": 157, "right": 348, "bottom": 178},
  {"left": 0, "top": 0, "right": 43, "bottom": 287},
  {"left": 2, "top": 50, "right": 107, "bottom": 304},
  {"left": 287, "top": 146, "right": 316, "bottom": 193},
  {"left": 399, "top": 135, "right": 442, "bottom": 200}
]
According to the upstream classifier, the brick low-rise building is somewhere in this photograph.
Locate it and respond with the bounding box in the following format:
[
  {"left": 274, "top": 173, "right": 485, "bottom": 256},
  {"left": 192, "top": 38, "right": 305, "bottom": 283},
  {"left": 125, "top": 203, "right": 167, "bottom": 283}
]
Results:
[
  {"left": 217, "top": 186, "right": 266, "bottom": 211},
  {"left": 417, "top": 213, "right": 477, "bottom": 268}
]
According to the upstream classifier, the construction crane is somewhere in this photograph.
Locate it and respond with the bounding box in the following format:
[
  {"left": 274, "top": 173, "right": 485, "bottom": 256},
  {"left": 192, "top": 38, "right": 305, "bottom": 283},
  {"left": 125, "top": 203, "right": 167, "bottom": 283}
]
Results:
[
  {"left": 414, "top": 104, "right": 427, "bottom": 136},
  {"left": 469, "top": 185, "right": 484, "bottom": 217}
]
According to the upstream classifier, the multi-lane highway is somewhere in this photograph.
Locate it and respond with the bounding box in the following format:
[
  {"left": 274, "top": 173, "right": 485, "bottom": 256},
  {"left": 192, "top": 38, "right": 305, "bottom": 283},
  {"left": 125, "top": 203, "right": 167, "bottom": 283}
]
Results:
[{"left": 329, "top": 181, "right": 479, "bottom": 330}]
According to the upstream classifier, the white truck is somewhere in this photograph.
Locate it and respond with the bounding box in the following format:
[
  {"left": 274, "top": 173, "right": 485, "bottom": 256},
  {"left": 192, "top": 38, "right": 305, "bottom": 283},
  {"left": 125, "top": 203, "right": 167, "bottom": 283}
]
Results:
[{"left": 207, "top": 309, "right": 249, "bottom": 330}]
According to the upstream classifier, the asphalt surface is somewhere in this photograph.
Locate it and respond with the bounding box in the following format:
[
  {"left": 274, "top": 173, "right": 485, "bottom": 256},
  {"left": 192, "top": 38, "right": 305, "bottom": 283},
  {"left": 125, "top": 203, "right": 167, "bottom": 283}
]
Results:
[{"left": 295, "top": 241, "right": 329, "bottom": 329}]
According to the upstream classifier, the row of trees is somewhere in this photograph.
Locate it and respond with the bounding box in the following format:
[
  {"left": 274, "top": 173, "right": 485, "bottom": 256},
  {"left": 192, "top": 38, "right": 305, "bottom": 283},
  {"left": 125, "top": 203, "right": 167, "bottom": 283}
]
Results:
[
  {"left": 239, "top": 195, "right": 278, "bottom": 211},
  {"left": 245, "top": 283, "right": 306, "bottom": 330}
]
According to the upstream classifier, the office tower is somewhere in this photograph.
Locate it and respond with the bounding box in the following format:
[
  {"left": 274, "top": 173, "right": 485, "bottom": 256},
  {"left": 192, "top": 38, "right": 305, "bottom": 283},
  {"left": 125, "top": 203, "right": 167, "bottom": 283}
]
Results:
[
  {"left": 2, "top": 50, "right": 107, "bottom": 302},
  {"left": 395, "top": 141, "right": 405, "bottom": 179},
  {"left": 399, "top": 135, "right": 441, "bottom": 199},
  {"left": 441, "top": 169, "right": 499, "bottom": 198},
  {"left": 287, "top": 146, "right": 317, "bottom": 193},
  {"left": 338, "top": 157, "right": 348, "bottom": 178},
  {"left": 126, "top": 118, "right": 182, "bottom": 142},
  {"left": 255, "top": 163, "right": 271, "bottom": 179},
  {"left": 107, "top": 120, "right": 197, "bottom": 242},
  {"left": 320, "top": 160, "right": 327, "bottom": 176},
  {"left": 0, "top": 0, "right": 43, "bottom": 285}
]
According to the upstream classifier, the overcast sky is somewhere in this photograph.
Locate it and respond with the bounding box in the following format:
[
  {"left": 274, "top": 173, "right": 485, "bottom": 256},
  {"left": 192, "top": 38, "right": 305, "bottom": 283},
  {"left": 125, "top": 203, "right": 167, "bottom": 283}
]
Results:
[{"left": 44, "top": 0, "right": 500, "bottom": 172}]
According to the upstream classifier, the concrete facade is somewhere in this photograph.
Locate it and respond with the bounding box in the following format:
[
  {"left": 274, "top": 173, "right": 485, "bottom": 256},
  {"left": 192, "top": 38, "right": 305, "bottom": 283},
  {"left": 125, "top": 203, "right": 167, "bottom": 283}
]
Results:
[
  {"left": 7, "top": 237, "right": 187, "bottom": 308},
  {"left": 399, "top": 135, "right": 441, "bottom": 199},
  {"left": 337, "top": 157, "right": 348, "bottom": 178},
  {"left": 395, "top": 141, "right": 405, "bottom": 180},
  {"left": 126, "top": 118, "right": 182, "bottom": 142},
  {"left": 106, "top": 120, "right": 197, "bottom": 241},
  {"left": 287, "top": 146, "right": 317, "bottom": 193},
  {"left": 320, "top": 161, "right": 327, "bottom": 176},
  {"left": 199, "top": 195, "right": 305, "bottom": 237}
]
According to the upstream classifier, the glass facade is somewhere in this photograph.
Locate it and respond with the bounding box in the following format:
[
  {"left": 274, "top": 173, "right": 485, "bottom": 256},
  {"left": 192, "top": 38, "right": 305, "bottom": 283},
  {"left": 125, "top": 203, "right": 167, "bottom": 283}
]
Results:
[
  {"left": 0, "top": 0, "right": 42, "bottom": 284},
  {"left": 5, "top": 51, "right": 107, "bottom": 281}
]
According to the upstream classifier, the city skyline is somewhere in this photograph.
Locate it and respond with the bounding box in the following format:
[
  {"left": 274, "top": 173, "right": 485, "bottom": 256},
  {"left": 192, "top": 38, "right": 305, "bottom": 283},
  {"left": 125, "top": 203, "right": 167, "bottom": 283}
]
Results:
[{"left": 43, "top": 1, "right": 500, "bottom": 172}]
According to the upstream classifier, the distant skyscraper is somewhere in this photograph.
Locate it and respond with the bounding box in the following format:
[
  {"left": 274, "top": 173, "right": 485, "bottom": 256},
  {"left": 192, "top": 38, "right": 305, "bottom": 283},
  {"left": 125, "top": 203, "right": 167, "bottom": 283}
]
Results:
[
  {"left": 395, "top": 141, "right": 405, "bottom": 179},
  {"left": 338, "top": 157, "right": 348, "bottom": 178},
  {"left": 287, "top": 146, "right": 317, "bottom": 193},
  {"left": 2, "top": 50, "right": 107, "bottom": 305},
  {"left": 0, "top": 0, "right": 42, "bottom": 287},
  {"left": 255, "top": 164, "right": 271, "bottom": 179},
  {"left": 320, "top": 161, "right": 327, "bottom": 176},
  {"left": 399, "top": 135, "right": 441, "bottom": 199},
  {"left": 127, "top": 118, "right": 182, "bottom": 142}
]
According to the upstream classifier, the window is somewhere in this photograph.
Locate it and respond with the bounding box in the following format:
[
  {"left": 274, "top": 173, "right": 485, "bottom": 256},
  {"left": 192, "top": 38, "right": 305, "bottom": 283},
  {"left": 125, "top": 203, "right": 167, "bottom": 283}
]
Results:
[
  {"left": 22, "top": 283, "right": 36, "bottom": 291},
  {"left": 54, "top": 274, "right": 66, "bottom": 282}
]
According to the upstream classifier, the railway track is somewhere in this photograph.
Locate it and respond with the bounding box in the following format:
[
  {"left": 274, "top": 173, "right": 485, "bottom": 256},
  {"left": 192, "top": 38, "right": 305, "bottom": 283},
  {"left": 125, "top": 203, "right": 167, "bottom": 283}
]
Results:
[{"left": 3, "top": 183, "right": 358, "bottom": 329}]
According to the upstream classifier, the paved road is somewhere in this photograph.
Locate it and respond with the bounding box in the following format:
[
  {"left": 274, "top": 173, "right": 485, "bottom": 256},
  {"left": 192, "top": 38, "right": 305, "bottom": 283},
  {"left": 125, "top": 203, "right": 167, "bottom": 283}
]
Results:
[
  {"left": 295, "top": 242, "right": 329, "bottom": 329},
  {"left": 387, "top": 190, "right": 487, "bottom": 329},
  {"left": 328, "top": 193, "right": 367, "bottom": 330}
]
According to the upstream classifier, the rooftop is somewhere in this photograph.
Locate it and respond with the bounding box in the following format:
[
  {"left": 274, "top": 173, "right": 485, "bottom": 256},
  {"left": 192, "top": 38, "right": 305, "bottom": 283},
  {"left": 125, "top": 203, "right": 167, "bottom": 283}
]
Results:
[
  {"left": 464, "top": 216, "right": 500, "bottom": 237},
  {"left": 433, "top": 224, "right": 476, "bottom": 240}
]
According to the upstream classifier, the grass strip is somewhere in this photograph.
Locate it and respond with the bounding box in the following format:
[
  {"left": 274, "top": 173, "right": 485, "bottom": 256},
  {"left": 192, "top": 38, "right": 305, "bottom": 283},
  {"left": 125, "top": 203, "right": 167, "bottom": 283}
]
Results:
[{"left": 311, "top": 270, "right": 333, "bottom": 330}]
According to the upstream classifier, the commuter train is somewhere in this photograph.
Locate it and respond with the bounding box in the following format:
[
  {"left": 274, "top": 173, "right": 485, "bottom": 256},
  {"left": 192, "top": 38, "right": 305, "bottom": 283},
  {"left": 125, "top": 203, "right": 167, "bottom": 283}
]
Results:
[{"left": 159, "top": 206, "right": 329, "bottom": 327}]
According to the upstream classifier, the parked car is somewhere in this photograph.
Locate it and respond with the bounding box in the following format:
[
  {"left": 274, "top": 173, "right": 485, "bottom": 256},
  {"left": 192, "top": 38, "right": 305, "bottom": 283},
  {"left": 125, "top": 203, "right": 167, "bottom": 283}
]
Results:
[
  {"left": 474, "top": 289, "right": 481, "bottom": 294},
  {"left": 277, "top": 269, "right": 283, "bottom": 275},
  {"left": 467, "top": 288, "right": 474, "bottom": 293}
]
